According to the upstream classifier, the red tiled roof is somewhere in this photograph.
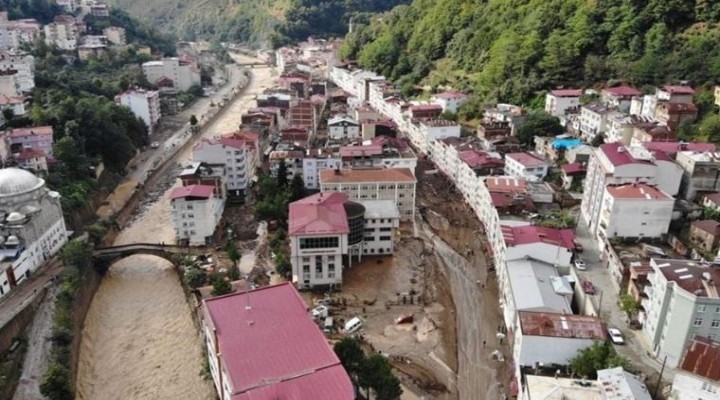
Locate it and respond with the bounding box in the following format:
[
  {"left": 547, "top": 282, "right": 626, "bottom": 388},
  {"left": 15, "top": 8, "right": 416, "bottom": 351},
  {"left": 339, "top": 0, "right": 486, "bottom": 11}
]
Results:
[
  {"left": 662, "top": 85, "right": 695, "bottom": 95},
  {"left": 518, "top": 311, "right": 608, "bottom": 340},
  {"left": 603, "top": 85, "right": 642, "bottom": 97},
  {"left": 643, "top": 141, "right": 716, "bottom": 155},
  {"left": 691, "top": 220, "right": 720, "bottom": 236},
  {"left": 217, "top": 137, "right": 246, "bottom": 149},
  {"left": 170, "top": 184, "right": 214, "bottom": 200},
  {"left": 657, "top": 102, "right": 698, "bottom": 114},
  {"left": 506, "top": 152, "right": 547, "bottom": 167},
  {"left": 561, "top": 162, "right": 586, "bottom": 175},
  {"left": 550, "top": 89, "right": 583, "bottom": 97},
  {"left": 289, "top": 192, "right": 349, "bottom": 235},
  {"left": 458, "top": 150, "right": 504, "bottom": 169},
  {"left": 319, "top": 168, "right": 415, "bottom": 184},
  {"left": 679, "top": 336, "right": 720, "bottom": 381},
  {"left": 606, "top": 184, "right": 671, "bottom": 200},
  {"left": 600, "top": 143, "right": 654, "bottom": 167},
  {"left": 340, "top": 144, "right": 382, "bottom": 158},
  {"left": 502, "top": 225, "right": 575, "bottom": 249},
  {"left": 203, "top": 283, "right": 354, "bottom": 400},
  {"left": 410, "top": 104, "right": 442, "bottom": 112},
  {"left": 655, "top": 259, "right": 720, "bottom": 297},
  {"left": 433, "top": 90, "right": 467, "bottom": 100},
  {"left": 7, "top": 126, "right": 53, "bottom": 138},
  {"left": 0, "top": 94, "right": 24, "bottom": 105}
]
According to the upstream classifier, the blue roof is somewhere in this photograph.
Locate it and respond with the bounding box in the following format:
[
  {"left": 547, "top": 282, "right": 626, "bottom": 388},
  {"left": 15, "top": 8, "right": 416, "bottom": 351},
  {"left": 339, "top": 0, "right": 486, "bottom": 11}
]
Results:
[{"left": 552, "top": 138, "right": 583, "bottom": 150}]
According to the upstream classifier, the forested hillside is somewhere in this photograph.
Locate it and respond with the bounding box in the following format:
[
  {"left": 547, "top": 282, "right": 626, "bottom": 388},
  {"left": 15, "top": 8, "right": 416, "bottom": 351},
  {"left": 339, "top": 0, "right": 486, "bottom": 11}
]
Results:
[
  {"left": 107, "top": 0, "right": 408, "bottom": 46},
  {"left": 341, "top": 0, "right": 720, "bottom": 105}
]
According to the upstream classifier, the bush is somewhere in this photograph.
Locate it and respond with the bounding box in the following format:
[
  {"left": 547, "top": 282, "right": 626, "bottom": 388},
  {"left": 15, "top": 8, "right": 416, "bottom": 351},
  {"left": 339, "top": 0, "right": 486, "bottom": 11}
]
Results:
[
  {"left": 211, "top": 274, "right": 234, "bottom": 296},
  {"left": 40, "top": 362, "right": 73, "bottom": 400},
  {"left": 183, "top": 266, "right": 208, "bottom": 289}
]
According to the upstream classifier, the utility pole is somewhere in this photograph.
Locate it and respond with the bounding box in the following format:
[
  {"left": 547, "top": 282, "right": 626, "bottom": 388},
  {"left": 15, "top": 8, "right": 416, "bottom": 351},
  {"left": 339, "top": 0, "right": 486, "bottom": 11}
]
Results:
[{"left": 653, "top": 355, "right": 667, "bottom": 398}]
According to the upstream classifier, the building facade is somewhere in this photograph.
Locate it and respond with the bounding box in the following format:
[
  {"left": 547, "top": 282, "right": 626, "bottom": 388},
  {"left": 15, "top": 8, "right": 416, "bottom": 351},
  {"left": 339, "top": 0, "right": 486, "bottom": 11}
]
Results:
[
  {"left": 504, "top": 152, "right": 549, "bottom": 182},
  {"left": 116, "top": 89, "right": 160, "bottom": 132},
  {"left": 544, "top": 89, "right": 582, "bottom": 117},
  {"left": 193, "top": 137, "right": 257, "bottom": 197},
  {"left": 328, "top": 115, "right": 360, "bottom": 140},
  {"left": 676, "top": 151, "right": 720, "bottom": 200},
  {"left": 170, "top": 184, "right": 224, "bottom": 246},
  {"left": 598, "top": 184, "right": 674, "bottom": 244},
  {"left": 142, "top": 58, "right": 201, "bottom": 91}
]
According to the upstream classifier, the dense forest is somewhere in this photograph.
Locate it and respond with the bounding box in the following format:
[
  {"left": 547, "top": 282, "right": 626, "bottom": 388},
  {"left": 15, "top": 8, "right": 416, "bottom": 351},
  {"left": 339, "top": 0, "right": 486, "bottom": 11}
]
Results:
[
  {"left": 107, "top": 0, "right": 407, "bottom": 46},
  {"left": 341, "top": 0, "right": 720, "bottom": 105}
]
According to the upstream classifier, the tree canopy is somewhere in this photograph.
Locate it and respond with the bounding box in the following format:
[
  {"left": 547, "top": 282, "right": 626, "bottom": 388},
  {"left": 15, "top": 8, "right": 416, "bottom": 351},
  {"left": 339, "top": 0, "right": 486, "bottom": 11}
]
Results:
[{"left": 569, "top": 341, "right": 632, "bottom": 379}]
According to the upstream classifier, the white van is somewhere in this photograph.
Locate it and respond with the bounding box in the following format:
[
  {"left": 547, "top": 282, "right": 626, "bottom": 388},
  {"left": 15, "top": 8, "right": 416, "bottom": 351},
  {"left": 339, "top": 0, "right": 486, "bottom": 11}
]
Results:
[
  {"left": 343, "top": 317, "right": 363, "bottom": 334},
  {"left": 323, "top": 317, "right": 334, "bottom": 333}
]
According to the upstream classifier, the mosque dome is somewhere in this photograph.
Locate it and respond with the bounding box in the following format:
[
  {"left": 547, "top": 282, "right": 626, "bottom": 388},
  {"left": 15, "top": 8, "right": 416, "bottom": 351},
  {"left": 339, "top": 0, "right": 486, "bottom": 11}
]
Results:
[{"left": 0, "top": 168, "right": 43, "bottom": 196}]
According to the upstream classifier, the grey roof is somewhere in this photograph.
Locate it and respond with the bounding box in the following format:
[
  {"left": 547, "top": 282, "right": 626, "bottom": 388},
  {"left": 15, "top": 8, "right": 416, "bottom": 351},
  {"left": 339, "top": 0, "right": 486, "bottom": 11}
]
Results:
[
  {"left": 506, "top": 258, "right": 573, "bottom": 314},
  {"left": 0, "top": 168, "right": 43, "bottom": 197},
  {"left": 358, "top": 199, "right": 400, "bottom": 219},
  {"left": 597, "top": 367, "right": 652, "bottom": 400}
]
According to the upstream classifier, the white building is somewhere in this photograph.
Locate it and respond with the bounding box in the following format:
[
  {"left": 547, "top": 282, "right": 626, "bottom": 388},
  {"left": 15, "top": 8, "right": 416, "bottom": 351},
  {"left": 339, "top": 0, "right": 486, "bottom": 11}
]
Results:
[
  {"left": 0, "top": 50, "right": 34, "bottom": 94},
  {"left": 432, "top": 90, "right": 468, "bottom": 113},
  {"left": 0, "top": 168, "right": 68, "bottom": 298},
  {"left": 170, "top": 184, "right": 224, "bottom": 246},
  {"left": 0, "top": 93, "right": 25, "bottom": 117},
  {"left": 319, "top": 168, "right": 417, "bottom": 221},
  {"left": 513, "top": 311, "right": 608, "bottom": 392},
  {"left": 302, "top": 151, "right": 341, "bottom": 190},
  {"left": 44, "top": 16, "right": 79, "bottom": 51},
  {"left": 642, "top": 259, "right": 720, "bottom": 367},
  {"left": 606, "top": 113, "right": 655, "bottom": 146},
  {"left": 597, "top": 183, "right": 674, "bottom": 246},
  {"left": 142, "top": 58, "right": 201, "bottom": 91},
  {"left": 360, "top": 199, "right": 400, "bottom": 256},
  {"left": 327, "top": 115, "right": 360, "bottom": 140},
  {"left": 582, "top": 143, "right": 682, "bottom": 242},
  {"left": 579, "top": 103, "right": 612, "bottom": 143},
  {"left": 596, "top": 367, "right": 652, "bottom": 400},
  {"left": 676, "top": 151, "right": 720, "bottom": 200},
  {"left": 405, "top": 118, "right": 461, "bottom": 153},
  {"left": 193, "top": 137, "right": 257, "bottom": 197},
  {"left": 116, "top": 89, "right": 160, "bottom": 132},
  {"left": 0, "top": 14, "right": 40, "bottom": 51},
  {"left": 102, "top": 26, "right": 126, "bottom": 45},
  {"left": 522, "top": 375, "right": 604, "bottom": 400},
  {"left": 544, "top": 89, "right": 582, "bottom": 117},
  {"left": 672, "top": 372, "right": 720, "bottom": 400},
  {"left": 504, "top": 152, "right": 549, "bottom": 182}
]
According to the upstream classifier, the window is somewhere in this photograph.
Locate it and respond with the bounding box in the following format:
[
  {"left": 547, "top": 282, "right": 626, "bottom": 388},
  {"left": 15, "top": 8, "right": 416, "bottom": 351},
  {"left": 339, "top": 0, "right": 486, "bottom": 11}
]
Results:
[
  {"left": 699, "top": 305, "right": 707, "bottom": 313},
  {"left": 299, "top": 237, "right": 339, "bottom": 249},
  {"left": 302, "top": 265, "right": 310, "bottom": 273},
  {"left": 364, "top": 228, "right": 374, "bottom": 233},
  {"left": 364, "top": 236, "right": 374, "bottom": 241},
  {"left": 693, "top": 318, "right": 703, "bottom": 326},
  {"left": 190, "top": 230, "right": 196, "bottom": 235},
  {"left": 328, "top": 264, "right": 335, "bottom": 279},
  {"left": 315, "top": 258, "right": 323, "bottom": 279},
  {"left": 379, "top": 227, "right": 392, "bottom": 232},
  {"left": 302, "top": 257, "right": 310, "bottom": 263},
  {"left": 186, "top": 205, "right": 194, "bottom": 210},
  {"left": 712, "top": 320, "right": 720, "bottom": 328},
  {"left": 380, "top": 236, "right": 392, "bottom": 241}
]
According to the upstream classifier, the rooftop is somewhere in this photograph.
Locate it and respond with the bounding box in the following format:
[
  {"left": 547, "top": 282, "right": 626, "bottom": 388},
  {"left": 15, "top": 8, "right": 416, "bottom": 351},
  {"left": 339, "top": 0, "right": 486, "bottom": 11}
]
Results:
[
  {"left": 657, "top": 102, "right": 698, "bottom": 113},
  {"left": 502, "top": 225, "right": 575, "bottom": 249},
  {"left": 7, "top": 126, "right": 53, "bottom": 138},
  {"left": 652, "top": 258, "right": 720, "bottom": 298},
  {"left": 679, "top": 336, "right": 720, "bottom": 381},
  {"left": 605, "top": 184, "right": 672, "bottom": 200},
  {"left": 319, "top": 168, "right": 415, "bottom": 184},
  {"left": 359, "top": 199, "right": 400, "bottom": 220},
  {"left": 603, "top": 85, "right": 642, "bottom": 97},
  {"left": 550, "top": 88, "right": 583, "bottom": 97},
  {"left": 703, "top": 192, "right": 720, "bottom": 205},
  {"left": 524, "top": 375, "right": 604, "bottom": 400},
  {"left": 506, "top": 259, "right": 573, "bottom": 314},
  {"left": 678, "top": 151, "right": 720, "bottom": 163},
  {"left": 561, "top": 162, "right": 586, "bottom": 175},
  {"left": 416, "top": 118, "right": 459, "bottom": 127},
  {"left": 596, "top": 367, "right": 652, "bottom": 400},
  {"left": 485, "top": 176, "right": 527, "bottom": 193},
  {"left": 169, "top": 184, "right": 214, "bottom": 200},
  {"left": 600, "top": 143, "right": 655, "bottom": 167},
  {"left": 409, "top": 103, "right": 443, "bottom": 112},
  {"left": 458, "top": 150, "right": 504, "bottom": 169},
  {"left": 662, "top": 85, "right": 695, "bottom": 95},
  {"left": 643, "top": 141, "right": 716, "bottom": 155},
  {"left": 506, "top": 152, "right": 547, "bottom": 167},
  {"left": 691, "top": 220, "right": 720, "bottom": 236},
  {"left": 289, "top": 192, "right": 349, "bottom": 235},
  {"left": 518, "top": 311, "right": 607, "bottom": 339},
  {"left": 203, "top": 283, "right": 354, "bottom": 400}
]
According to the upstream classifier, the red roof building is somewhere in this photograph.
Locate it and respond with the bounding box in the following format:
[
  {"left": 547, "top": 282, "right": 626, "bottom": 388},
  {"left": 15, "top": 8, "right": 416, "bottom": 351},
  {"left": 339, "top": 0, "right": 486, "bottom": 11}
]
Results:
[
  {"left": 602, "top": 85, "right": 642, "bottom": 98},
  {"left": 679, "top": 336, "right": 720, "bottom": 381},
  {"left": 170, "top": 184, "right": 214, "bottom": 200},
  {"left": 288, "top": 192, "right": 350, "bottom": 235},
  {"left": 203, "top": 283, "right": 354, "bottom": 400},
  {"left": 502, "top": 225, "right": 575, "bottom": 249},
  {"left": 550, "top": 89, "right": 583, "bottom": 97}
]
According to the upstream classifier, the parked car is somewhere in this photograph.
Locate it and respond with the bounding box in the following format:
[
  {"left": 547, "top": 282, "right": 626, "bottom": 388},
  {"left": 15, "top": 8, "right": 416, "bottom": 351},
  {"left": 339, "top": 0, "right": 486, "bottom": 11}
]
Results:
[
  {"left": 311, "top": 305, "right": 328, "bottom": 319},
  {"left": 574, "top": 258, "right": 587, "bottom": 271},
  {"left": 608, "top": 328, "right": 625, "bottom": 345},
  {"left": 150, "top": 141, "right": 160, "bottom": 149},
  {"left": 344, "top": 317, "right": 364, "bottom": 334},
  {"left": 582, "top": 280, "right": 596, "bottom": 295}
]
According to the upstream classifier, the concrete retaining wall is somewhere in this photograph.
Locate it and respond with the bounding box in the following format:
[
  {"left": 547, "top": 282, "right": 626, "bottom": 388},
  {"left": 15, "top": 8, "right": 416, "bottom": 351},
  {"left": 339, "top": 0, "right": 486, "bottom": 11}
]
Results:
[{"left": 0, "top": 287, "right": 48, "bottom": 355}]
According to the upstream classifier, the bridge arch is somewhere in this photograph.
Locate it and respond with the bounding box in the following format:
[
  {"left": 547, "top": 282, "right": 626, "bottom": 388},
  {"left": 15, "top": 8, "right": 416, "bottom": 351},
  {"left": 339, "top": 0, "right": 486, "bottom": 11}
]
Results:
[{"left": 92, "top": 243, "right": 201, "bottom": 273}]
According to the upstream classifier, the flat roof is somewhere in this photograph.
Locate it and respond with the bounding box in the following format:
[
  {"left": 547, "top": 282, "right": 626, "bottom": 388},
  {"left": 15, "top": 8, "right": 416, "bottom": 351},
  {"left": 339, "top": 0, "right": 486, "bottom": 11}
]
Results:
[
  {"left": 170, "top": 184, "right": 214, "bottom": 200},
  {"left": 359, "top": 199, "right": 400, "bottom": 219},
  {"left": 506, "top": 152, "right": 547, "bottom": 167},
  {"left": 203, "top": 283, "right": 353, "bottom": 400},
  {"left": 550, "top": 89, "right": 583, "bottom": 97},
  {"left": 606, "top": 184, "right": 671, "bottom": 200},
  {"left": 597, "top": 367, "right": 652, "bottom": 400},
  {"left": 518, "top": 311, "right": 608, "bottom": 340},
  {"left": 524, "top": 375, "right": 604, "bottom": 399},
  {"left": 506, "top": 259, "right": 573, "bottom": 314},
  {"left": 484, "top": 176, "right": 526, "bottom": 193},
  {"left": 7, "top": 126, "right": 53, "bottom": 138},
  {"left": 319, "top": 168, "right": 415, "bottom": 184}
]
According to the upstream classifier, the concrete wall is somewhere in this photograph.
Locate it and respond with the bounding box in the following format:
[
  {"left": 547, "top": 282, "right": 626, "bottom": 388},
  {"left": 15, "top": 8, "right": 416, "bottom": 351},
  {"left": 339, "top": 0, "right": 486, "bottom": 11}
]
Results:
[{"left": 0, "top": 286, "right": 47, "bottom": 355}]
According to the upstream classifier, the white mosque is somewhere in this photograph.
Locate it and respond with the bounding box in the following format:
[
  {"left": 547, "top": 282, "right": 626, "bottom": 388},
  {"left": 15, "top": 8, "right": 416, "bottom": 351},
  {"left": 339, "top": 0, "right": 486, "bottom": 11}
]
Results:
[{"left": 0, "top": 168, "right": 68, "bottom": 298}]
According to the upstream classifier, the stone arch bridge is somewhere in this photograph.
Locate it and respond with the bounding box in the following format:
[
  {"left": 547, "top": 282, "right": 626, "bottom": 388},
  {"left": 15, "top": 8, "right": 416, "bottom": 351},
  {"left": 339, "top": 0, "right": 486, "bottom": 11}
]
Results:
[{"left": 92, "top": 243, "right": 208, "bottom": 272}]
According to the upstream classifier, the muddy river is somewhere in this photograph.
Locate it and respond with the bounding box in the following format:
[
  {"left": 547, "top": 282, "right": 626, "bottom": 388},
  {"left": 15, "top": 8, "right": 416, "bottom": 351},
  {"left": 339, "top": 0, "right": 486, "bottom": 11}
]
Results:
[{"left": 76, "top": 59, "right": 277, "bottom": 399}]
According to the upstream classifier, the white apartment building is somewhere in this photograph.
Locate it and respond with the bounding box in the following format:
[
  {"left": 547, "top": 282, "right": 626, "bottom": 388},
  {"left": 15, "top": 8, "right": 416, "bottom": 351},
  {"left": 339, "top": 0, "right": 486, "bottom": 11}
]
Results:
[
  {"left": 319, "top": 168, "right": 417, "bottom": 221},
  {"left": 597, "top": 184, "right": 674, "bottom": 248},
  {"left": 142, "top": 58, "right": 201, "bottom": 91},
  {"left": 432, "top": 90, "right": 468, "bottom": 113},
  {"left": 302, "top": 152, "right": 341, "bottom": 190},
  {"left": 642, "top": 259, "right": 720, "bottom": 367},
  {"left": 360, "top": 199, "right": 400, "bottom": 256},
  {"left": 672, "top": 371, "right": 720, "bottom": 400},
  {"left": 329, "top": 66, "right": 384, "bottom": 102},
  {"left": 582, "top": 143, "right": 682, "bottom": 241},
  {"left": 670, "top": 337, "right": 720, "bottom": 400},
  {"left": 579, "top": 103, "right": 611, "bottom": 143},
  {"left": 676, "top": 151, "right": 720, "bottom": 200},
  {"left": 328, "top": 115, "right": 360, "bottom": 140},
  {"left": 339, "top": 139, "right": 417, "bottom": 172},
  {"left": 0, "top": 51, "right": 34, "bottom": 94},
  {"left": 193, "top": 137, "right": 257, "bottom": 197},
  {"left": 641, "top": 85, "right": 695, "bottom": 118},
  {"left": 405, "top": 118, "right": 461, "bottom": 153},
  {"left": 44, "top": 16, "right": 79, "bottom": 50},
  {"left": 116, "top": 89, "right": 160, "bottom": 132},
  {"left": 170, "top": 184, "right": 224, "bottom": 246},
  {"left": 504, "top": 152, "right": 549, "bottom": 182},
  {"left": 102, "top": 26, "right": 126, "bottom": 45},
  {"left": 606, "top": 113, "right": 655, "bottom": 146},
  {"left": 544, "top": 89, "right": 582, "bottom": 117},
  {"left": 0, "top": 14, "right": 40, "bottom": 51}
]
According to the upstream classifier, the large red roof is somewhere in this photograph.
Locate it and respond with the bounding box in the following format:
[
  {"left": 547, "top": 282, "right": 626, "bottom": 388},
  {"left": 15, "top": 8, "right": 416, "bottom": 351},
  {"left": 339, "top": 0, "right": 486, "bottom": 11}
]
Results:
[
  {"left": 679, "top": 336, "right": 720, "bottom": 381},
  {"left": 502, "top": 225, "right": 575, "bottom": 249},
  {"left": 600, "top": 143, "right": 654, "bottom": 167},
  {"left": 550, "top": 89, "right": 582, "bottom": 97},
  {"left": 204, "top": 283, "right": 354, "bottom": 400},
  {"left": 606, "top": 184, "right": 671, "bottom": 200},
  {"left": 603, "top": 85, "right": 641, "bottom": 97},
  {"left": 7, "top": 126, "right": 53, "bottom": 138},
  {"left": 289, "top": 192, "right": 349, "bottom": 235},
  {"left": 458, "top": 150, "right": 504, "bottom": 169},
  {"left": 506, "top": 152, "right": 547, "bottom": 167},
  {"left": 170, "top": 184, "right": 214, "bottom": 200},
  {"left": 662, "top": 85, "right": 695, "bottom": 95}
]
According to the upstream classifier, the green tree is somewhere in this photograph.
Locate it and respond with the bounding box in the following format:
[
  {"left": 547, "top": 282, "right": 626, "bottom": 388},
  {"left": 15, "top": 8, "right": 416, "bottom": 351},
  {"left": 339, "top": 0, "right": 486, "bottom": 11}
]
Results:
[
  {"left": 40, "top": 362, "right": 73, "bottom": 400},
  {"left": 225, "top": 240, "right": 241, "bottom": 264},
  {"left": 359, "top": 354, "right": 403, "bottom": 400},
  {"left": 591, "top": 133, "right": 606, "bottom": 147},
  {"left": 619, "top": 294, "right": 641, "bottom": 319},
  {"left": 59, "top": 240, "right": 93, "bottom": 271},
  {"left": 289, "top": 174, "right": 306, "bottom": 202},
  {"left": 275, "top": 250, "right": 291, "bottom": 277},
  {"left": 569, "top": 341, "right": 631, "bottom": 379},
  {"left": 190, "top": 114, "right": 198, "bottom": 126},
  {"left": 183, "top": 266, "right": 207, "bottom": 289},
  {"left": 211, "top": 274, "right": 234, "bottom": 296},
  {"left": 516, "top": 111, "right": 564, "bottom": 147},
  {"left": 698, "top": 114, "right": 720, "bottom": 143},
  {"left": 276, "top": 159, "right": 289, "bottom": 188},
  {"left": 334, "top": 337, "right": 366, "bottom": 378}
]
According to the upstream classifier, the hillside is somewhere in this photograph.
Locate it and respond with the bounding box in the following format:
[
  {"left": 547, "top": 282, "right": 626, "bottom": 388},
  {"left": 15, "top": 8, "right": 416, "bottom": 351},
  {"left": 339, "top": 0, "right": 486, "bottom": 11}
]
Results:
[
  {"left": 107, "top": 0, "right": 408, "bottom": 47},
  {"left": 341, "top": 0, "right": 720, "bottom": 107}
]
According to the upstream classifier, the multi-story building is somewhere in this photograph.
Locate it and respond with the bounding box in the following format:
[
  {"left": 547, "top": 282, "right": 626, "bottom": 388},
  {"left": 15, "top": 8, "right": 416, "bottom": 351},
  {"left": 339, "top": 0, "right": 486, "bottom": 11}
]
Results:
[
  {"left": 0, "top": 93, "right": 25, "bottom": 117},
  {"left": 606, "top": 113, "right": 655, "bottom": 145},
  {"left": 405, "top": 118, "right": 461, "bottom": 153},
  {"left": 103, "top": 26, "right": 126, "bottom": 45},
  {"left": 327, "top": 115, "right": 360, "bottom": 140},
  {"left": 0, "top": 13, "right": 40, "bottom": 51},
  {"left": 301, "top": 150, "right": 341, "bottom": 190},
  {"left": 655, "top": 102, "right": 698, "bottom": 132},
  {"left": 0, "top": 50, "right": 34, "bottom": 94},
  {"left": 288, "top": 99, "right": 315, "bottom": 129},
  {"left": 544, "top": 89, "right": 582, "bottom": 117},
  {"left": 432, "top": 90, "right": 468, "bottom": 113},
  {"left": 44, "top": 15, "right": 79, "bottom": 50},
  {"left": 409, "top": 103, "right": 443, "bottom": 119},
  {"left": 14, "top": 147, "right": 47, "bottom": 173},
  {"left": 4, "top": 126, "right": 53, "bottom": 155},
  {"left": 360, "top": 199, "right": 400, "bottom": 256},
  {"left": 597, "top": 184, "right": 674, "bottom": 247},
  {"left": 0, "top": 168, "right": 68, "bottom": 298},
  {"left": 601, "top": 85, "right": 641, "bottom": 113},
  {"left": 670, "top": 337, "right": 720, "bottom": 400},
  {"left": 319, "top": 168, "right": 416, "bottom": 221},
  {"left": 179, "top": 162, "right": 226, "bottom": 199},
  {"left": 676, "top": 151, "right": 720, "bottom": 200},
  {"left": 90, "top": 3, "right": 110, "bottom": 17},
  {"left": 504, "top": 152, "right": 549, "bottom": 182},
  {"left": 115, "top": 89, "right": 160, "bottom": 132},
  {"left": 170, "top": 184, "right": 224, "bottom": 246},
  {"left": 339, "top": 138, "right": 417, "bottom": 172},
  {"left": 202, "top": 283, "right": 354, "bottom": 400},
  {"left": 642, "top": 258, "right": 720, "bottom": 367},
  {"left": 582, "top": 143, "right": 682, "bottom": 240},
  {"left": 579, "top": 103, "right": 612, "bottom": 143},
  {"left": 142, "top": 58, "right": 201, "bottom": 91},
  {"left": 689, "top": 220, "right": 720, "bottom": 254},
  {"left": 193, "top": 137, "right": 257, "bottom": 198}
]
